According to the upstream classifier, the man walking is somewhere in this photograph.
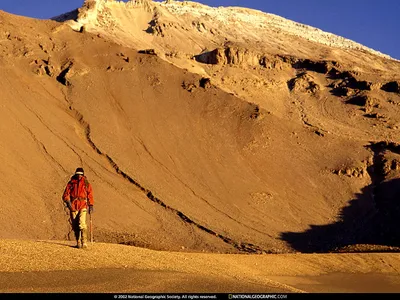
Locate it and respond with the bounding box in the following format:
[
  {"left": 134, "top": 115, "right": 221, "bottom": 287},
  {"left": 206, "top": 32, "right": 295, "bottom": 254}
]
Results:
[{"left": 62, "top": 167, "right": 94, "bottom": 249}]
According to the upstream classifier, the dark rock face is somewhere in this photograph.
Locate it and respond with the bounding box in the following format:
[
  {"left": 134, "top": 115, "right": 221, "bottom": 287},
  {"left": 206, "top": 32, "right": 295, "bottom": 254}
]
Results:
[
  {"left": 381, "top": 81, "right": 400, "bottom": 93},
  {"left": 292, "top": 59, "right": 334, "bottom": 74}
]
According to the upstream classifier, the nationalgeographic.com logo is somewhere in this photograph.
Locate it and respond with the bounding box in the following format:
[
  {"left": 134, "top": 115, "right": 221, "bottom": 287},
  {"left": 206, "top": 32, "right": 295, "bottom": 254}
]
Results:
[{"left": 228, "top": 295, "right": 288, "bottom": 299}]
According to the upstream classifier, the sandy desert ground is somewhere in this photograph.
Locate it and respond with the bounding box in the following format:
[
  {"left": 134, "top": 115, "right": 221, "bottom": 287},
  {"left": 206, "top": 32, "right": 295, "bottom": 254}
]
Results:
[
  {"left": 1, "top": 239, "right": 400, "bottom": 293},
  {"left": 1, "top": 0, "right": 400, "bottom": 293}
]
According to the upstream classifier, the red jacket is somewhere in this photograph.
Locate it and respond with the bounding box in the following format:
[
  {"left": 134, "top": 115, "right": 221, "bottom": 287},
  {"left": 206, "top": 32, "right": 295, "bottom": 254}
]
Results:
[{"left": 63, "top": 175, "right": 94, "bottom": 211}]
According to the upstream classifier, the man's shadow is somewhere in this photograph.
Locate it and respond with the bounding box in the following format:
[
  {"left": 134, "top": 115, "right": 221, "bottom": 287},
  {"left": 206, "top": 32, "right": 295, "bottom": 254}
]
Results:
[{"left": 280, "top": 178, "right": 400, "bottom": 253}]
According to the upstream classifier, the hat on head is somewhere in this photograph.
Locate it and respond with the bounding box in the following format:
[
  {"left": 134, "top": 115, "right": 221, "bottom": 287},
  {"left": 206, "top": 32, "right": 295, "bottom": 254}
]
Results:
[{"left": 75, "top": 167, "right": 84, "bottom": 175}]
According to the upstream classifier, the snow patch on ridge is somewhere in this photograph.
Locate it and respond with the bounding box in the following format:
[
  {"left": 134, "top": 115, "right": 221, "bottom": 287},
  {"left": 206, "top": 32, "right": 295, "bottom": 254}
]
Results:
[
  {"left": 159, "top": 1, "right": 392, "bottom": 60},
  {"left": 59, "top": 0, "right": 394, "bottom": 61}
]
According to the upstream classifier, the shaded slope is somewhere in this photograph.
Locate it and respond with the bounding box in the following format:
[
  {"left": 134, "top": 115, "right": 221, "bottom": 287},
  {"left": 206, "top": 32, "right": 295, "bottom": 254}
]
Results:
[{"left": 281, "top": 142, "right": 400, "bottom": 253}]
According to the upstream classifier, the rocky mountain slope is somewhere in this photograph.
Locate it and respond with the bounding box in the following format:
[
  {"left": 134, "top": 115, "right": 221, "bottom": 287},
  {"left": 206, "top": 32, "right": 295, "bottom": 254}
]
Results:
[{"left": 1, "top": 0, "right": 400, "bottom": 254}]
